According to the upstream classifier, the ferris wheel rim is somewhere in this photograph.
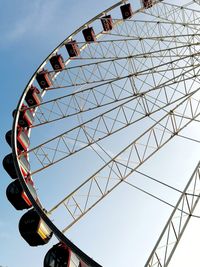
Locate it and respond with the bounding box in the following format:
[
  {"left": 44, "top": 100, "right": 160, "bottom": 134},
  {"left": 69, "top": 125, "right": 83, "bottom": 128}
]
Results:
[
  {"left": 9, "top": 0, "right": 200, "bottom": 266},
  {"left": 11, "top": 1, "right": 137, "bottom": 266}
]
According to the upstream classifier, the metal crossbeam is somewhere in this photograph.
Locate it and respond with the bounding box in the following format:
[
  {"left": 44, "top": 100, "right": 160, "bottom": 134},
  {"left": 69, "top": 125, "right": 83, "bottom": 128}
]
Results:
[
  {"left": 47, "top": 89, "right": 200, "bottom": 232},
  {"left": 145, "top": 161, "right": 200, "bottom": 267},
  {"left": 33, "top": 43, "right": 200, "bottom": 126},
  {"left": 143, "top": 1, "right": 200, "bottom": 26},
  {"left": 28, "top": 67, "right": 200, "bottom": 173}
]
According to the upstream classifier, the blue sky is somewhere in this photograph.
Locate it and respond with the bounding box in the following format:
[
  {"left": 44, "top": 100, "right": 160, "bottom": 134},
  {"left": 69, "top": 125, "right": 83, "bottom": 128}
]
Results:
[
  {"left": 1, "top": 0, "right": 200, "bottom": 267},
  {"left": 0, "top": 1, "right": 117, "bottom": 266}
]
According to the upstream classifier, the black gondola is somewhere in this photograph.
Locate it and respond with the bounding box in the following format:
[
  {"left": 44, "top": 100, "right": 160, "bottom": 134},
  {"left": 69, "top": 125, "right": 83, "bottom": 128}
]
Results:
[
  {"left": 5, "top": 130, "right": 12, "bottom": 147},
  {"left": 3, "top": 153, "right": 17, "bottom": 179},
  {"left": 120, "top": 3, "right": 133, "bottom": 19},
  {"left": 12, "top": 109, "right": 17, "bottom": 118},
  {"left": 5, "top": 128, "right": 30, "bottom": 152},
  {"left": 44, "top": 243, "right": 88, "bottom": 267},
  {"left": 6, "top": 178, "right": 37, "bottom": 210},
  {"left": 36, "top": 70, "right": 52, "bottom": 89},
  {"left": 101, "top": 15, "right": 113, "bottom": 31},
  {"left": 3, "top": 153, "right": 30, "bottom": 179},
  {"left": 25, "top": 86, "right": 42, "bottom": 107},
  {"left": 82, "top": 27, "right": 96, "bottom": 42},
  {"left": 19, "top": 209, "right": 53, "bottom": 246},
  {"left": 65, "top": 40, "right": 80, "bottom": 57},
  {"left": 44, "top": 243, "right": 69, "bottom": 267},
  {"left": 50, "top": 54, "right": 65, "bottom": 71}
]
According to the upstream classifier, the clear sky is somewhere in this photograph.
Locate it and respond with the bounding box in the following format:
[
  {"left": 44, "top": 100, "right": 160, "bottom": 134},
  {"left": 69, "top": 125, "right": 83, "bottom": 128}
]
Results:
[{"left": 1, "top": 0, "right": 200, "bottom": 267}]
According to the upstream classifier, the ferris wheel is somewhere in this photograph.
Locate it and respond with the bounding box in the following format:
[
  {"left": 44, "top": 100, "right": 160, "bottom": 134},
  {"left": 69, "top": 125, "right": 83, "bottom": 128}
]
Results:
[{"left": 3, "top": 0, "right": 200, "bottom": 266}]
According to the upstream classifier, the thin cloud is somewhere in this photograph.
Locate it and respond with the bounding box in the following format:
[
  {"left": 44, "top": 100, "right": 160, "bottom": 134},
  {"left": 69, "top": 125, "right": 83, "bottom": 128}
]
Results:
[{"left": 2, "top": 0, "right": 64, "bottom": 45}]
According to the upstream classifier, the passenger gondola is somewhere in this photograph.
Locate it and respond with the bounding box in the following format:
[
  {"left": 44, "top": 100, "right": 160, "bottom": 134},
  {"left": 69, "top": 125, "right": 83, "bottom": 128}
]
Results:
[
  {"left": 82, "top": 27, "right": 96, "bottom": 42},
  {"left": 65, "top": 40, "right": 80, "bottom": 57},
  {"left": 17, "top": 127, "right": 30, "bottom": 151},
  {"left": 3, "top": 153, "right": 18, "bottom": 178},
  {"left": 12, "top": 109, "right": 17, "bottom": 118},
  {"left": 36, "top": 70, "right": 52, "bottom": 89},
  {"left": 3, "top": 153, "right": 30, "bottom": 179},
  {"left": 18, "top": 105, "right": 34, "bottom": 128},
  {"left": 5, "top": 128, "right": 30, "bottom": 152},
  {"left": 19, "top": 209, "right": 53, "bottom": 246},
  {"left": 50, "top": 54, "right": 65, "bottom": 71},
  {"left": 101, "top": 15, "right": 113, "bottom": 31},
  {"left": 25, "top": 86, "right": 42, "bottom": 107},
  {"left": 120, "top": 3, "right": 133, "bottom": 19},
  {"left": 44, "top": 242, "right": 89, "bottom": 267},
  {"left": 18, "top": 154, "right": 30, "bottom": 177},
  {"left": 6, "top": 178, "right": 37, "bottom": 210},
  {"left": 142, "top": 0, "right": 154, "bottom": 9},
  {"left": 5, "top": 130, "right": 12, "bottom": 147}
]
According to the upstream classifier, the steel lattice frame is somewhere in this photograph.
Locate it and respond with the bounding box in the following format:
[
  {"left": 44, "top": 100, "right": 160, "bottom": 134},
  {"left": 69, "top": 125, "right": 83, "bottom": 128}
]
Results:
[
  {"left": 145, "top": 161, "right": 200, "bottom": 267},
  {"left": 11, "top": 0, "right": 200, "bottom": 266}
]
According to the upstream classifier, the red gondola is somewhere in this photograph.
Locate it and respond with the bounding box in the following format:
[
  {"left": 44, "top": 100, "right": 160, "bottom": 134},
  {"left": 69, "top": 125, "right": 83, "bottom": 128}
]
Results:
[
  {"left": 19, "top": 209, "right": 53, "bottom": 246},
  {"left": 18, "top": 154, "right": 30, "bottom": 177},
  {"left": 6, "top": 177, "right": 37, "bottom": 210},
  {"left": 5, "top": 128, "right": 29, "bottom": 152},
  {"left": 101, "top": 15, "right": 113, "bottom": 31},
  {"left": 44, "top": 243, "right": 89, "bottom": 267},
  {"left": 17, "top": 127, "right": 30, "bottom": 151},
  {"left": 36, "top": 70, "right": 52, "bottom": 89},
  {"left": 18, "top": 105, "right": 34, "bottom": 127},
  {"left": 25, "top": 86, "right": 42, "bottom": 107},
  {"left": 120, "top": 3, "right": 133, "bottom": 19},
  {"left": 82, "top": 27, "right": 96, "bottom": 42},
  {"left": 50, "top": 54, "right": 65, "bottom": 71},
  {"left": 142, "top": 0, "right": 154, "bottom": 8},
  {"left": 65, "top": 40, "right": 80, "bottom": 57}
]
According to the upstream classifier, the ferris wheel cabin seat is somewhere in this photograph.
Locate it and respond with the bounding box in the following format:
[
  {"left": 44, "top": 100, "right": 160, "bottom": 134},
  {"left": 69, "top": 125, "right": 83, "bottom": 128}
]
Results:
[
  {"left": 49, "top": 54, "right": 65, "bottom": 71},
  {"left": 82, "top": 27, "right": 96, "bottom": 42},
  {"left": 142, "top": 0, "right": 154, "bottom": 9},
  {"left": 65, "top": 40, "right": 80, "bottom": 57},
  {"left": 44, "top": 243, "right": 89, "bottom": 267},
  {"left": 3, "top": 153, "right": 30, "bottom": 179},
  {"left": 120, "top": 3, "right": 133, "bottom": 19},
  {"left": 5, "top": 130, "right": 12, "bottom": 147},
  {"left": 16, "top": 127, "right": 29, "bottom": 151},
  {"left": 19, "top": 209, "right": 53, "bottom": 246},
  {"left": 5, "top": 127, "right": 29, "bottom": 155},
  {"left": 18, "top": 104, "right": 34, "bottom": 127},
  {"left": 25, "top": 86, "right": 42, "bottom": 107},
  {"left": 6, "top": 177, "right": 37, "bottom": 210},
  {"left": 36, "top": 70, "right": 52, "bottom": 89},
  {"left": 100, "top": 15, "right": 113, "bottom": 31}
]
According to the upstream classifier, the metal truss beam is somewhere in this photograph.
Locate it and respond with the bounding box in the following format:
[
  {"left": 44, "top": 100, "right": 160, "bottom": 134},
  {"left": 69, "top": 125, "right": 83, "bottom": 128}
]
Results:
[
  {"left": 48, "top": 89, "right": 200, "bottom": 233},
  {"left": 145, "top": 161, "right": 200, "bottom": 267}
]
